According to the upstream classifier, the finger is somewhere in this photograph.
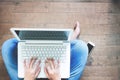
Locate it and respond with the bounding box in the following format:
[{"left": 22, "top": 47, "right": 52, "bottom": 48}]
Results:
[
  {"left": 45, "top": 58, "right": 49, "bottom": 63},
  {"left": 45, "top": 61, "right": 52, "bottom": 73},
  {"left": 29, "top": 57, "right": 33, "bottom": 68},
  {"left": 46, "top": 58, "right": 52, "bottom": 69},
  {"left": 54, "top": 60, "right": 57, "bottom": 68},
  {"left": 35, "top": 60, "right": 41, "bottom": 73},
  {"left": 30, "top": 57, "right": 37, "bottom": 68},
  {"left": 51, "top": 58, "right": 55, "bottom": 68},
  {"left": 44, "top": 65, "right": 50, "bottom": 79},
  {"left": 48, "top": 58, "right": 54, "bottom": 69},
  {"left": 35, "top": 66, "right": 41, "bottom": 78},
  {"left": 24, "top": 59, "right": 26, "bottom": 68},
  {"left": 45, "top": 59, "right": 52, "bottom": 71},
  {"left": 36, "top": 60, "right": 41, "bottom": 67},
  {"left": 56, "top": 60, "right": 60, "bottom": 69},
  {"left": 46, "top": 62, "right": 51, "bottom": 71}
]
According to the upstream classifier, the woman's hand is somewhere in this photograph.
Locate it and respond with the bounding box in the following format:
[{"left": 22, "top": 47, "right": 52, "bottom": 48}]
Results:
[
  {"left": 24, "top": 57, "right": 41, "bottom": 80},
  {"left": 44, "top": 58, "right": 61, "bottom": 80}
]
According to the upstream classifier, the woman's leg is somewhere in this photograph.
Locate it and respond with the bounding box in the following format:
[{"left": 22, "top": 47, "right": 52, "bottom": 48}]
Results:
[
  {"left": 68, "top": 40, "right": 88, "bottom": 80},
  {"left": 1, "top": 38, "right": 88, "bottom": 80},
  {"left": 2, "top": 38, "right": 18, "bottom": 80}
]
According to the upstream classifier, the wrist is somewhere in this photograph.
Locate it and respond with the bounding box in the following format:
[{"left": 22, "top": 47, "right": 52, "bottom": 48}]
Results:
[
  {"left": 51, "top": 79, "right": 61, "bottom": 80},
  {"left": 50, "top": 78, "right": 61, "bottom": 80},
  {"left": 52, "top": 78, "right": 61, "bottom": 80}
]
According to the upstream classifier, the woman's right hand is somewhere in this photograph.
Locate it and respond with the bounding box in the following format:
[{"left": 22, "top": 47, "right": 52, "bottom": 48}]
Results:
[
  {"left": 24, "top": 57, "right": 41, "bottom": 80},
  {"left": 44, "top": 58, "right": 61, "bottom": 80}
]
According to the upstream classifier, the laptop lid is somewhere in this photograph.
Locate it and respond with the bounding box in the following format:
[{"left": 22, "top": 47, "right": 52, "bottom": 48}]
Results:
[{"left": 10, "top": 28, "right": 73, "bottom": 41}]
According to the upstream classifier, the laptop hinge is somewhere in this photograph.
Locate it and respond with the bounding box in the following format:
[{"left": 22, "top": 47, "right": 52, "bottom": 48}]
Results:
[{"left": 25, "top": 40, "right": 64, "bottom": 44}]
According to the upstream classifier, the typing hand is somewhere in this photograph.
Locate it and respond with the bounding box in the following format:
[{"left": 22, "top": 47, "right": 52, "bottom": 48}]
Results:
[
  {"left": 24, "top": 57, "right": 41, "bottom": 80},
  {"left": 44, "top": 58, "right": 61, "bottom": 80}
]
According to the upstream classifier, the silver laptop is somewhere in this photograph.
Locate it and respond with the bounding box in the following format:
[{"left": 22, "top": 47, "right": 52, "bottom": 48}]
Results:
[{"left": 10, "top": 28, "right": 73, "bottom": 78}]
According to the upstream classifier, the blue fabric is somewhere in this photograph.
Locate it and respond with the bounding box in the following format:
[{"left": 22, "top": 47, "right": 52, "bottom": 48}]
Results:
[{"left": 1, "top": 38, "right": 88, "bottom": 80}]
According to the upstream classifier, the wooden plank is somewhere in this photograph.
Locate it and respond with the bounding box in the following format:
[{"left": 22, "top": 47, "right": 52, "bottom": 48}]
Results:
[
  {"left": 48, "top": 2, "right": 111, "bottom": 13},
  {"left": 0, "top": 0, "right": 113, "bottom": 3},
  {"left": 80, "top": 34, "right": 120, "bottom": 46},
  {"left": 13, "top": 2, "right": 49, "bottom": 13},
  {"left": 105, "top": 34, "right": 120, "bottom": 46},
  {"left": 89, "top": 56, "right": 120, "bottom": 66},
  {"left": 83, "top": 66, "right": 119, "bottom": 76},
  {"left": 0, "top": 13, "right": 67, "bottom": 24},
  {"left": 91, "top": 46, "right": 120, "bottom": 56},
  {"left": 0, "top": 2, "right": 119, "bottom": 14},
  {"left": 0, "top": 12, "right": 119, "bottom": 24},
  {"left": 0, "top": 2, "right": 118, "bottom": 13},
  {"left": 48, "top": 2, "right": 120, "bottom": 14},
  {"left": 13, "top": 2, "right": 110, "bottom": 13},
  {"left": 81, "top": 76, "right": 118, "bottom": 80}
]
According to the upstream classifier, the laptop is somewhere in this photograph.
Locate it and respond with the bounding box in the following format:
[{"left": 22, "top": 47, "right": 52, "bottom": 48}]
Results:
[{"left": 10, "top": 28, "right": 73, "bottom": 78}]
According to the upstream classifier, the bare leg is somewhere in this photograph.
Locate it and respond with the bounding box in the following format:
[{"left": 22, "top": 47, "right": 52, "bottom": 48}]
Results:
[{"left": 70, "top": 21, "right": 80, "bottom": 40}]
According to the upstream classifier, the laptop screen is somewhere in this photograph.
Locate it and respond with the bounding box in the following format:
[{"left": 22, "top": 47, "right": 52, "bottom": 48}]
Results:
[{"left": 15, "top": 30, "right": 70, "bottom": 40}]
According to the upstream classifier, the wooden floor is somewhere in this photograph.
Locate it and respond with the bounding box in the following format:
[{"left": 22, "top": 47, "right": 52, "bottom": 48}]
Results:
[{"left": 0, "top": 0, "right": 120, "bottom": 80}]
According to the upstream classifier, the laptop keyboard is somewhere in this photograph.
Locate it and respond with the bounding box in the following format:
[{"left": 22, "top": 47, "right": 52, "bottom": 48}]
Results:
[{"left": 21, "top": 44, "right": 67, "bottom": 63}]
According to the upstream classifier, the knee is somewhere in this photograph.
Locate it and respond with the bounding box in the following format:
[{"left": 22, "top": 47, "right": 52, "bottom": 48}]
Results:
[
  {"left": 71, "top": 40, "right": 88, "bottom": 58},
  {"left": 2, "top": 38, "right": 18, "bottom": 55}
]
